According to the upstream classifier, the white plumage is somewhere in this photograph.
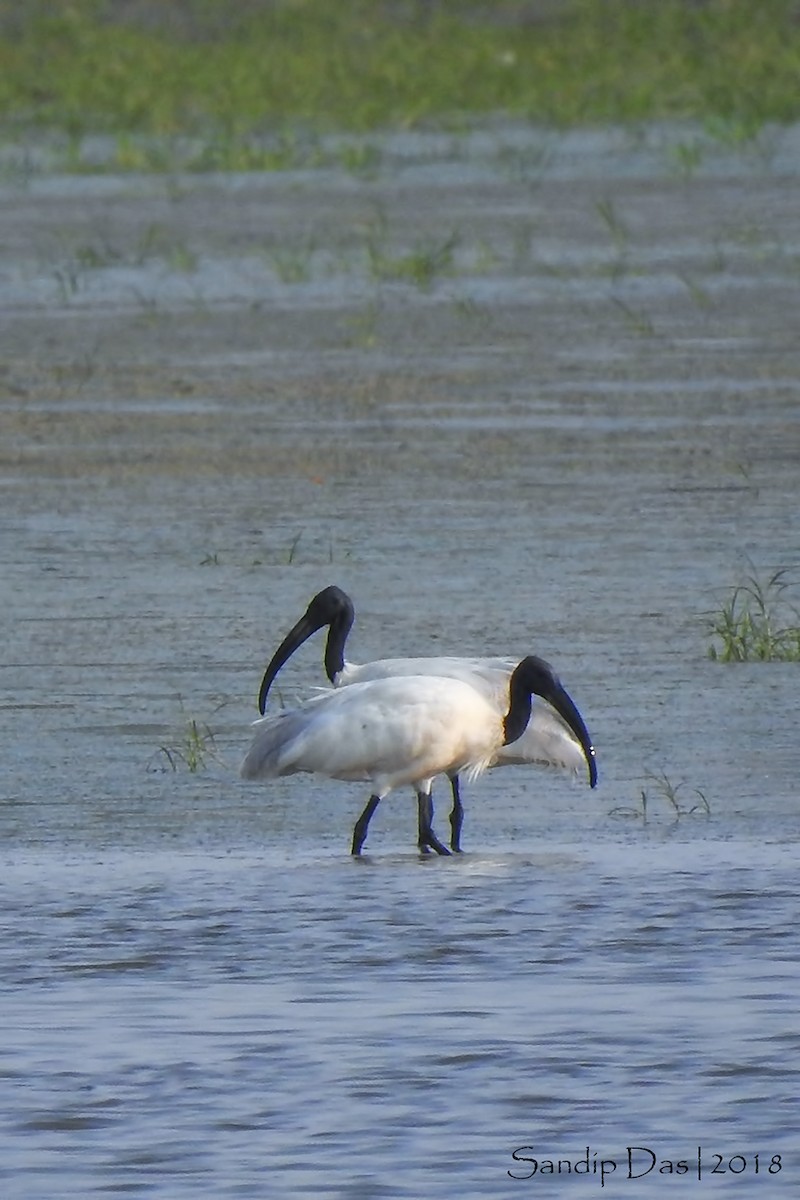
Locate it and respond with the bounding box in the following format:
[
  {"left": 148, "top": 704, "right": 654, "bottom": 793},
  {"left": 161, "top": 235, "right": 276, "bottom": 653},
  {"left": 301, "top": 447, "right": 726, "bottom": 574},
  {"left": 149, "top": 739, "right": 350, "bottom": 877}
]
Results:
[
  {"left": 326, "top": 653, "right": 588, "bottom": 777},
  {"left": 243, "top": 674, "right": 501, "bottom": 793}
]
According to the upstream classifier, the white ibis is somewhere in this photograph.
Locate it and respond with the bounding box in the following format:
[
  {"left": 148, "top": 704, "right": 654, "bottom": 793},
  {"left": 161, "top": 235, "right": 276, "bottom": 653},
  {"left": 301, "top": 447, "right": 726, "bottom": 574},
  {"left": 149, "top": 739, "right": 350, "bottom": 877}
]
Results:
[
  {"left": 246, "top": 633, "right": 597, "bottom": 854},
  {"left": 255, "top": 586, "right": 596, "bottom": 850}
]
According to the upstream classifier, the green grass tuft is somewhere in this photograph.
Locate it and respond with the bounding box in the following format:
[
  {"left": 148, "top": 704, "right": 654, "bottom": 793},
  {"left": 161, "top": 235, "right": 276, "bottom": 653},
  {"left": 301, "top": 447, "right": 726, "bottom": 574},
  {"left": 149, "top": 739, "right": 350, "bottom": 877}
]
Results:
[
  {"left": 150, "top": 698, "right": 227, "bottom": 773},
  {"left": 366, "top": 215, "right": 459, "bottom": 288},
  {"left": 708, "top": 568, "right": 800, "bottom": 662}
]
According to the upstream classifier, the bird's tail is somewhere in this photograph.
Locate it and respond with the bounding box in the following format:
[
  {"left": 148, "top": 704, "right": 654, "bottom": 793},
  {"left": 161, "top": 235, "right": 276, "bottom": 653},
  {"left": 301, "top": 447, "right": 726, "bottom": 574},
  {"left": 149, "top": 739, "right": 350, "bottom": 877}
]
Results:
[{"left": 240, "top": 710, "right": 311, "bottom": 780}]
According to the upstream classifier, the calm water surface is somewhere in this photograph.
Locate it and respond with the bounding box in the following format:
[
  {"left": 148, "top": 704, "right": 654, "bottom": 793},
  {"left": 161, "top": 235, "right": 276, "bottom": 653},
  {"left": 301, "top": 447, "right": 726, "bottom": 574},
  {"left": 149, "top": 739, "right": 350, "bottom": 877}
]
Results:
[
  {"left": 2, "top": 838, "right": 798, "bottom": 1198},
  {"left": 1, "top": 122, "right": 799, "bottom": 1196}
]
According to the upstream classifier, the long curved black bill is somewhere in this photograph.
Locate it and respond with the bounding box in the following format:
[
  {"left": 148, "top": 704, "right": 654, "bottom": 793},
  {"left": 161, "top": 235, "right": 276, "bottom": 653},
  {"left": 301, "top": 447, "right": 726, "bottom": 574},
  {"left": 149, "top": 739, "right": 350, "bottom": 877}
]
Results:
[
  {"left": 548, "top": 682, "right": 597, "bottom": 788},
  {"left": 257, "top": 613, "right": 319, "bottom": 714},
  {"left": 505, "top": 655, "right": 597, "bottom": 788},
  {"left": 257, "top": 585, "right": 354, "bottom": 714}
]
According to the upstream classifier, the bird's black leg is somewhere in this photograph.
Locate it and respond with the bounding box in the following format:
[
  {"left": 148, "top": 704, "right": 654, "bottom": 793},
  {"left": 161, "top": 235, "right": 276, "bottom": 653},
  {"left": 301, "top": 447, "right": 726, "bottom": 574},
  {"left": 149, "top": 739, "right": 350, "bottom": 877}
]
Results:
[
  {"left": 352, "top": 794, "right": 381, "bottom": 855},
  {"left": 417, "top": 790, "right": 451, "bottom": 856},
  {"left": 448, "top": 774, "right": 464, "bottom": 853},
  {"left": 417, "top": 790, "right": 433, "bottom": 853}
]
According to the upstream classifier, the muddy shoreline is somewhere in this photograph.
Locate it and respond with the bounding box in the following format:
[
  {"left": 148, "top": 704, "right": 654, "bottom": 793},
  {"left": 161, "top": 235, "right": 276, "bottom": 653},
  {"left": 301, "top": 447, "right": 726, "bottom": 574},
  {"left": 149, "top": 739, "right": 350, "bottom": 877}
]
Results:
[{"left": 2, "top": 123, "right": 799, "bottom": 845}]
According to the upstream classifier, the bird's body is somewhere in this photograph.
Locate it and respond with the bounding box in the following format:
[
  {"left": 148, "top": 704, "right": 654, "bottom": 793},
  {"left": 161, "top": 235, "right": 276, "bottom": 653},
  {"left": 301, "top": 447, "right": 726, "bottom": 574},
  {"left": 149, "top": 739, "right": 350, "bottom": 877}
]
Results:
[
  {"left": 330, "top": 654, "right": 513, "bottom": 692},
  {"left": 328, "top": 654, "right": 588, "bottom": 776},
  {"left": 255, "top": 587, "right": 595, "bottom": 850},
  {"left": 242, "top": 673, "right": 502, "bottom": 794}
]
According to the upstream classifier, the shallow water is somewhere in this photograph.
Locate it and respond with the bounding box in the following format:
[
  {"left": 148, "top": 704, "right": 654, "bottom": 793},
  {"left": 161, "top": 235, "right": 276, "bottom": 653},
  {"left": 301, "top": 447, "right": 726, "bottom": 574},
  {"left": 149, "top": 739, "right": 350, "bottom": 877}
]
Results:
[
  {"left": 2, "top": 841, "right": 798, "bottom": 1198},
  {"left": 1, "top": 123, "right": 799, "bottom": 1196}
]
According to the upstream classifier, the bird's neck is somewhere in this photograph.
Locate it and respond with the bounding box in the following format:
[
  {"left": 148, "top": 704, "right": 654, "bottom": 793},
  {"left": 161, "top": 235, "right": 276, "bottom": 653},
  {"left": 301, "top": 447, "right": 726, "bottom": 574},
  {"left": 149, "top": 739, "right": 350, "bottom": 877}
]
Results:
[
  {"left": 324, "top": 614, "right": 351, "bottom": 682},
  {"left": 503, "top": 674, "right": 533, "bottom": 745}
]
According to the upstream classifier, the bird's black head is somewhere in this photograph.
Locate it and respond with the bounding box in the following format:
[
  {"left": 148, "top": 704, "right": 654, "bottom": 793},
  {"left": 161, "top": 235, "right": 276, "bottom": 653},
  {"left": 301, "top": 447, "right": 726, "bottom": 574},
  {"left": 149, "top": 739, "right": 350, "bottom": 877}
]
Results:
[
  {"left": 257, "top": 586, "right": 355, "bottom": 714},
  {"left": 504, "top": 655, "right": 597, "bottom": 788},
  {"left": 304, "top": 585, "right": 354, "bottom": 630}
]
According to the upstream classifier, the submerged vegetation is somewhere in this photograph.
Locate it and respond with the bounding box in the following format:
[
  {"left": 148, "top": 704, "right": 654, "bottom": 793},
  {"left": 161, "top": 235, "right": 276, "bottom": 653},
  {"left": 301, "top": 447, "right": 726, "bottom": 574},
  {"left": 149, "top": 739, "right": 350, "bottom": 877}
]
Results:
[
  {"left": 0, "top": 1, "right": 799, "bottom": 172},
  {"left": 708, "top": 569, "right": 800, "bottom": 663},
  {"left": 611, "top": 772, "right": 711, "bottom": 823}
]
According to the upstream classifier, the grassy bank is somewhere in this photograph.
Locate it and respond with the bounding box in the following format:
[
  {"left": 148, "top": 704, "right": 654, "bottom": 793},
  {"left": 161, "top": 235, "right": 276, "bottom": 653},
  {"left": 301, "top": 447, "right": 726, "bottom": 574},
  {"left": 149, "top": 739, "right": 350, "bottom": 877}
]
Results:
[{"left": 1, "top": 1, "right": 798, "bottom": 166}]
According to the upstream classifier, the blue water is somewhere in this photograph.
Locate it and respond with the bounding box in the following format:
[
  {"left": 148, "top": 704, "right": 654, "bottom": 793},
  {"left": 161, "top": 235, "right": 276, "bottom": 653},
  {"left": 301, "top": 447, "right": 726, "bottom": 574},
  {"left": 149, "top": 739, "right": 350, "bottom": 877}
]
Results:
[{"left": 1, "top": 834, "right": 797, "bottom": 1198}]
